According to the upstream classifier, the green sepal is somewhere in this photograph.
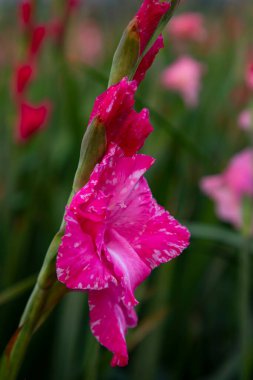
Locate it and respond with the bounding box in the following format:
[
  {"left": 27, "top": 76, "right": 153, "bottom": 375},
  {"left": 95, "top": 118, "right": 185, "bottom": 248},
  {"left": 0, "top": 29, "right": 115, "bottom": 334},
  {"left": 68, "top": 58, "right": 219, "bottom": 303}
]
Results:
[
  {"left": 108, "top": 18, "right": 140, "bottom": 86},
  {"left": 73, "top": 118, "right": 106, "bottom": 193}
]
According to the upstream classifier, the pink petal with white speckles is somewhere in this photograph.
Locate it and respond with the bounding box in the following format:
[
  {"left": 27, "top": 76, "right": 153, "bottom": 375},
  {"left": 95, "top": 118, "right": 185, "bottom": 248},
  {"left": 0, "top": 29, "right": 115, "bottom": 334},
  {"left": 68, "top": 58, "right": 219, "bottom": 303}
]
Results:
[
  {"left": 134, "top": 201, "right": 190, "bottom": 268},
  {"left": 57, "top": 209, "right": 116, "bottom": 291},
  {"left": 114, "top": 177, "right": 190, "bottom": 269},
  {"left": 88, "top": 284, "right": 137, "bottom": 367},
  {"left": 99, "top": 150, "right": 155, "bottom": 207},
  {"left": 105, "top": 229, "right": 150, "bottom": 307}
]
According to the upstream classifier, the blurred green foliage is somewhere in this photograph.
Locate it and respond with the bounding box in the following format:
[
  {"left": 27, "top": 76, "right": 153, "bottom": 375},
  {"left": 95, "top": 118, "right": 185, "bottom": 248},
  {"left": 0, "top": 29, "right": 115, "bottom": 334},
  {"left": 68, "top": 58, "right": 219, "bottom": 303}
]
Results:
[{"left": 0, "top": 1, "right": 253, "bottom": 379}]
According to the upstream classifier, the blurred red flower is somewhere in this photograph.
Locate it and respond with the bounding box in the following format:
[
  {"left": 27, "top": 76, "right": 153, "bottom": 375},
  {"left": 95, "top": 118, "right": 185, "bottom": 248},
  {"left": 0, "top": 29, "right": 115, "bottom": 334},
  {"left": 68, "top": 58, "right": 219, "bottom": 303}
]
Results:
[
  {"left": 14, "top": 63, "right": 34, "bottom": 95},
  {"left": 17, "top": 101, "right": 51, "bottom": 141}
]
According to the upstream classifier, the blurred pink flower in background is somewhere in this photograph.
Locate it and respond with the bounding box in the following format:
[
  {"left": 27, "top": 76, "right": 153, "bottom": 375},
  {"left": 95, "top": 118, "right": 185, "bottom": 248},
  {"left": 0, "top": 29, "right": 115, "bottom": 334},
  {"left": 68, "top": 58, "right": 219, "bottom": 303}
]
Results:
[
  {"left": 17, "top": 101, "right": 51, "bottom": 141},
  {"left": 160, "top": 56, "right": 205, "bottom": 107},
  {"left": 246, "top": 63, "right": 253, "bottom": 90},
  {"left": 238, "top": 109, "right": 251, "bottom": 130},
  {"left": 67, "top": 21, "right": 103, "bottom": 64},
  {"left": 200, "top": 149, "right": 253, "bottom": 229},
  {"left": 168, "top": 12, "right": 206, "bottom": 42}
]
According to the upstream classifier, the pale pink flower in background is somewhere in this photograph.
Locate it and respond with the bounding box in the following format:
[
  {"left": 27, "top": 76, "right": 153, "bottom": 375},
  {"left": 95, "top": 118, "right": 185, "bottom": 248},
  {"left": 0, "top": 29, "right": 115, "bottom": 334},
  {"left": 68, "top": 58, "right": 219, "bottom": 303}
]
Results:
[
  {"left": 67, "top": 21, "right": 103, "bottom": 65},
  {"left": 160, "top": 56, "right": 205, "bottom": 107},
  {"left": 57, "top": 145, "right": 190, "bottom": 366},
  {"left": 200, "top": 149, "right": 253, "bottom": 229},
  {"left": 238, "top": 109, "right": 251, "bottom": 130},
  {"left": 168, "top": 12, "right": 206, "bottom": 42}
]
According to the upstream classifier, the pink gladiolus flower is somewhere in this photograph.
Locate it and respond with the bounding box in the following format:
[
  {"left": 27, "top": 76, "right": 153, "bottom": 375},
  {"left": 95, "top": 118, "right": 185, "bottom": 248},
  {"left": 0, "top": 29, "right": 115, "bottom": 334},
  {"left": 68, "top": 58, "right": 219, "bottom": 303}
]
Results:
[
  {"left": 160, "top": 56, "right": 205, "bottom": 108},
  {"left": 20, "top": 0, "right": 32, "bottom": 28},
  {"left": 14, "top": 63, "right": 34, "bottom": 95},
  {"left": 246, "top": 63, "right": 253, "bottom": 90},
  {"left": 200, "top": 149, "right": 253, "bottom": 229},
  {"left": 29, "top": 25, "right": 46, "bottom": 56},
  {"left": 238, "top": 110, "right": 251, "bottom": 130},
  {"left": 17, "top": 101, "right": 50, "bottom": 141},
  {"left": 89, "top": 78, "right": 153, "bottom": 155},
  {"left": 57, "top": 145, "right": 190, "bottom": 366},
  {"left": 168, "top": 12, "right": 206, "bottom": 42}
]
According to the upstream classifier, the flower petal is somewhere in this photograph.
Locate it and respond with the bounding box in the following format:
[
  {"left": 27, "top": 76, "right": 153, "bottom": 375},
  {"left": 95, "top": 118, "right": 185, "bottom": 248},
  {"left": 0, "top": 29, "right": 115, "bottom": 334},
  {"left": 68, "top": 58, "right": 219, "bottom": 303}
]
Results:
[
  {"left": 88, "top": 284, "right": 137, "bottom": 367},
  {"left": 134, "top": 35, "right": 164, "bottom": 85},
  {"left": 57, "top": 209, "right": 116, "bottom": 290},
  {"left": 105, "top": 228, "right": 150, "bottom": 307},
  {"left": 115, "top": 178, "right": 190, "bottom": 269},
  {"left": 88, "top": 78, "right": 153, "bottom": 155},
  {"left": 135, "top": 0, "right": 170, "bottom": 54}
]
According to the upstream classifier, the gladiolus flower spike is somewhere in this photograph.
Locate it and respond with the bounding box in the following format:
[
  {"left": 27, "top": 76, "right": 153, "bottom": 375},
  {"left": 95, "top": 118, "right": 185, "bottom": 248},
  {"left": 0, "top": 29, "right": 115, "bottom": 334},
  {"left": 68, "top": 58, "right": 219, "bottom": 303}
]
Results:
[{"left": 57, "top": 77, "right": 190, "bottom": 367}]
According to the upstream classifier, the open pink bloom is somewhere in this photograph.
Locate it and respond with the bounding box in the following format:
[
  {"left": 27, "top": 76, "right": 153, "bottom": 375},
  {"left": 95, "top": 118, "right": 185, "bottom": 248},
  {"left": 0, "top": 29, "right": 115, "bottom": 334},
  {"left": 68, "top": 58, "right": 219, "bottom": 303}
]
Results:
[
  {"left": 89, "top": 78, "right": 153, "bottom": 155},
  {"left": 29, "top": 25, "right": 46, "bottom": 56},
  {"left": 246, "top": 63, "right": 253, "bottom": 90},
  {"left": 17, "top": 101, "right": 50, "bottom": 141},
  {"left": 168, "top": 12, "right": 206, "bottom": 42},
  {"left": 57, "top": 145, "right": 190, "bottom": 366},
  {"left": 14, "top": 63, "right": 34, "bottom": 95},
  {"left": 238, "top": 109, "right": 251, "bottom": 130},
  {"left": 160, "top": 56, "right": 205, "bottom": 108},
  {"left": 200, "top": 149, "right": 253, "bottom": 229},
  {"left": 20, "top": 0, "right": 32, "bottom": 29}
]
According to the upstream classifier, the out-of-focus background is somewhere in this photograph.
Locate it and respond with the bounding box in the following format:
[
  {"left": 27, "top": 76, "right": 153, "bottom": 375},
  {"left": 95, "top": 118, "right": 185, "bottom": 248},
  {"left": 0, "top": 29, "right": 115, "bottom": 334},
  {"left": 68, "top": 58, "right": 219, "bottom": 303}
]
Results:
[{"left": 1, "top": 0, "right": 253, "bottom": 379}]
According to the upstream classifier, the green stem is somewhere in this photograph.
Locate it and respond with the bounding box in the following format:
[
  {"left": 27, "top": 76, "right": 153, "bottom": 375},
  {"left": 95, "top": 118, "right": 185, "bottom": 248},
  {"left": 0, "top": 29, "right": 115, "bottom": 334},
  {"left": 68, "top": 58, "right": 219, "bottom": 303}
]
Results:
[
  {"left": 239, "top": 235, "right": 251, "bottom": 380},
  {"left": 83, "top": 332, "right": 100, "bottom": 380},
  {"left": 0, "top": 229, "right": 64, "bottom": 380}
]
